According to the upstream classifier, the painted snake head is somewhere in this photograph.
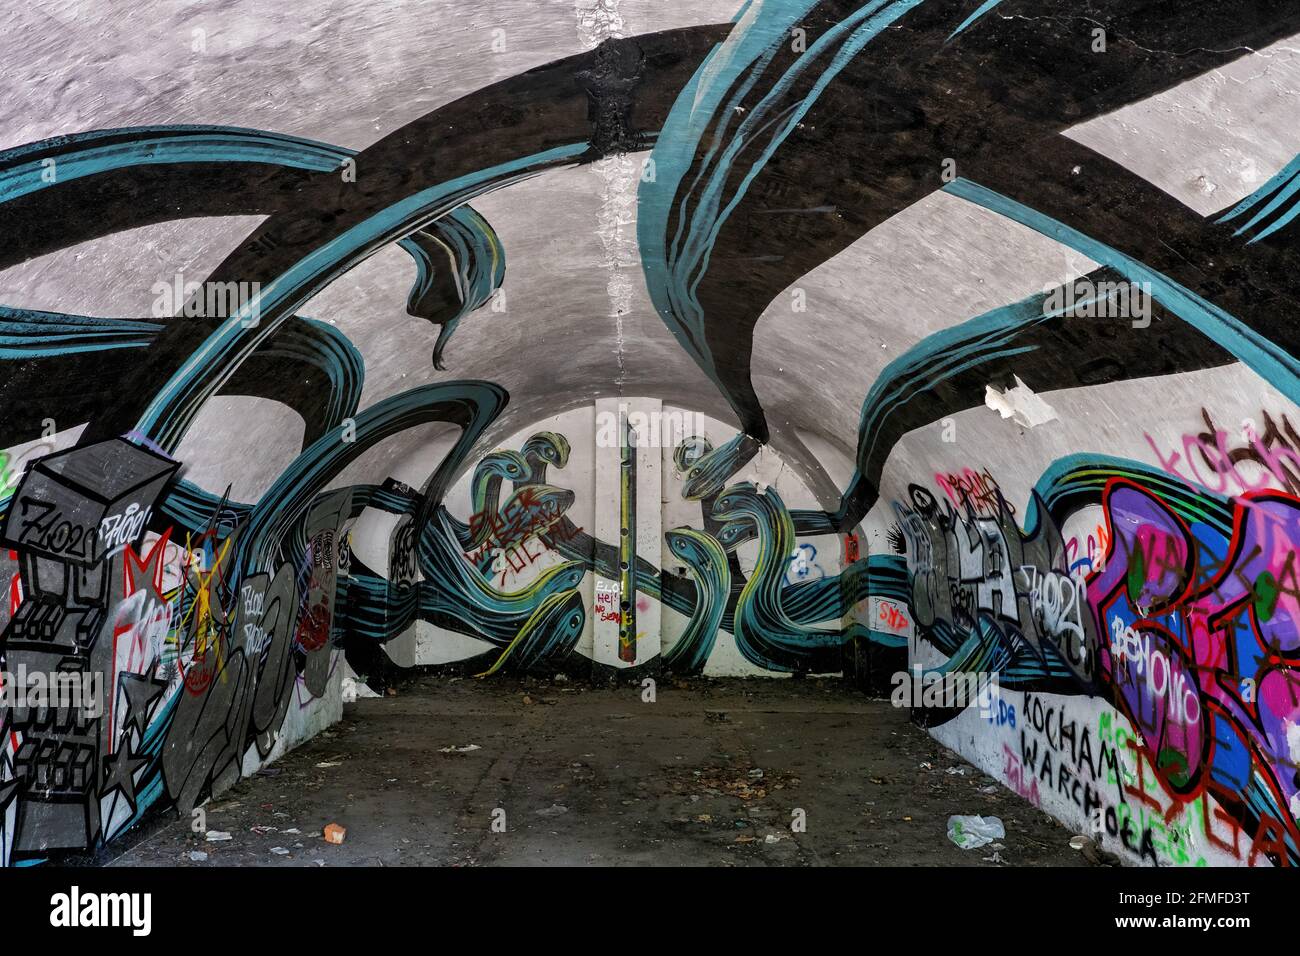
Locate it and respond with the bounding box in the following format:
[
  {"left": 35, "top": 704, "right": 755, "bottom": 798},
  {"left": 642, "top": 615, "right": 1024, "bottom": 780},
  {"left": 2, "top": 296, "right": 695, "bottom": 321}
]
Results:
[
  {"left": 711, "top": 481, "right": 761, "bottom": 522},
  {"left": 665, "top": 527, "right": 708, "bottom": 564},
  {"left": 682, "top": 434, "right": 761, "bottom": 500},
  {"left": 714, "top": 517, "right": 756, "bottom": 550},
  {"left": 478, "top": 450, "right": 529, "bottom": 482},
  {"left": 501, "top": 484, "right": 575, "bottom": 541},
  {"left": 522, "top": 431, "right": 572, "bottom": 473},
  {"left": 674, "top": 435, "right": 712, "bottom": 474}
]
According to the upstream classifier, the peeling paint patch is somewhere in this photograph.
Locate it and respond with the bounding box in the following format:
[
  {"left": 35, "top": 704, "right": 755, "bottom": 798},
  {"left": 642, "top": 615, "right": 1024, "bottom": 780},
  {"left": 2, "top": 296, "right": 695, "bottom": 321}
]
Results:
[
  {"left": 575, "top": 0, "right": 625, "bottom": 48},
  {"left": 984, "top": 376, "right": 1058, "bottom": 428}
]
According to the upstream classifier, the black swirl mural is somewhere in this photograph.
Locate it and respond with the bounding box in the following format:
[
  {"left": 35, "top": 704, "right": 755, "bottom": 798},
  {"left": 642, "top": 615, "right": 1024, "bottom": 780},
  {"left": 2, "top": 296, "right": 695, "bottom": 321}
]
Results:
[{"left": 0, "top": 0, "right": 1298, "bottom": 869}]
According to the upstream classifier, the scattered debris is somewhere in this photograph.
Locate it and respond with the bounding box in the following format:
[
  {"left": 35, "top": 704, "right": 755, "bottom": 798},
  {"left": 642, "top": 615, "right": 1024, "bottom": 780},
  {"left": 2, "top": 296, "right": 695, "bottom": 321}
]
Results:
[
  {"left": 270, "top": 847, "right": 290, "bottom": 856},
  {"left": 205, "top": 830, "right": 233, "bottom": 842},
  {"left": 1069, "top": 835, "right": 1089, "bottom": 851},
  {"left": 668, "top": 766, "right": 786, "bottom": 803},
  {"left": 535, "top": 804, "right": 568, "bottom": 818},
  {"left": 947, "top": 815, "right": 1005, "bottom": 850},
  {"left": 439, "top": 744, "right": 482, "bottom": 754},
  {"left": 341, "top": 661, "right": 381, "bottom": 702},
  {"left": 315, "top": 761, "right": 343, "bottom": 769},
  {"left": 323, "top": 823, "right": 347, "bottom": 845},
  {"left": 704, "top": 710, "right": 730, "bottom": 723},
  {"left": 188, "top": 850, "right": 209, "bottom": 862}
]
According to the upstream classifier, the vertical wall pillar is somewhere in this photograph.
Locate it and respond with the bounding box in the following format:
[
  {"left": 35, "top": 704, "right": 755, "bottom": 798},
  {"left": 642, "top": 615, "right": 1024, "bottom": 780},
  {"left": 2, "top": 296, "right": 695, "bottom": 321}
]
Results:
[
  {"left": 593, "top": 397, "right": 662, "bottom": 671},
  {"left": 382, "top": 513, "right": 419, "bottom": 668}
]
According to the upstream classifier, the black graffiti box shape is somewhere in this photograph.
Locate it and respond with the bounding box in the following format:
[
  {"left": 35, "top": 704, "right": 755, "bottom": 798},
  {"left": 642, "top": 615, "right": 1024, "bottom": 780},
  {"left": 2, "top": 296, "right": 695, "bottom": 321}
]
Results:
[{"left": 1, "top": 437, "right": 178, "bottom": 568}]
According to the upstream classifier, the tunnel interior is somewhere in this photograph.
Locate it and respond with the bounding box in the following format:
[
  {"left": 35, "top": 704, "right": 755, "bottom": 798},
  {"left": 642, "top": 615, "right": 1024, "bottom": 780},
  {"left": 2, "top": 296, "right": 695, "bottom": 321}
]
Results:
[{"left": 2, "top": 0, "right": 1300, "bottom": 868}]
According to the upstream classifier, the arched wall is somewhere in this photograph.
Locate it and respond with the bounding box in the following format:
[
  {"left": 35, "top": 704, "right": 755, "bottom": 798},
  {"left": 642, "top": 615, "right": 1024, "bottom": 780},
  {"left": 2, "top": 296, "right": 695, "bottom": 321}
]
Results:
[{"left": 0, "top": 0, "right": 1298, "bottom": 867}]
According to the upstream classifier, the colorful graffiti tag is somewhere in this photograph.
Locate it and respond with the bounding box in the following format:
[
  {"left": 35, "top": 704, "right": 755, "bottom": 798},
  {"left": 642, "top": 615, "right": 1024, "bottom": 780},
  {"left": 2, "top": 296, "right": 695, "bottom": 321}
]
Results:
[{"left": 890, "top": 456, "right": 1300, "bottom": 866}]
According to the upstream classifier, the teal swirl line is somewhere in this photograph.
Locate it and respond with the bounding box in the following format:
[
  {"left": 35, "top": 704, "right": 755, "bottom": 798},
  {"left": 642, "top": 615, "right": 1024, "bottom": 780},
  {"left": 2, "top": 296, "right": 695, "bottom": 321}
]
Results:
[
  {"left": 476, "top": 589, "right": 586, "bottom": 676},
  {"left": 663, "top": 527, "right": 732, "bottom": 674},
  {"left": 240, "top": 381, "right": 507, "bottom": 572},
  {"left": 713, "top": 481, "right": 846, "bottom": 672},
  {"left": 418, "top": 507, "right": 586, "bottom": 647}
]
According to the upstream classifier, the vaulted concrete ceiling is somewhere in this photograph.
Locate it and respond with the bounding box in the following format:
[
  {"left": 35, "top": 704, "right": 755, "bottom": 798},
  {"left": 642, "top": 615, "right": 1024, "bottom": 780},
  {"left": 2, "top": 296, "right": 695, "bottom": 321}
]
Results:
[{"left": 4, "top": 0, "right": 1300, "bottom": 521}]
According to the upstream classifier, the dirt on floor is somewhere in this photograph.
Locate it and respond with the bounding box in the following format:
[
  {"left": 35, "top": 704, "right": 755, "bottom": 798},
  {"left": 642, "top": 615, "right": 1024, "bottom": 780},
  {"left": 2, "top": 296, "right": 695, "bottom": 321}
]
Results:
[{"left": 102, "top": 674, "right": 1087, "bottom": 867}]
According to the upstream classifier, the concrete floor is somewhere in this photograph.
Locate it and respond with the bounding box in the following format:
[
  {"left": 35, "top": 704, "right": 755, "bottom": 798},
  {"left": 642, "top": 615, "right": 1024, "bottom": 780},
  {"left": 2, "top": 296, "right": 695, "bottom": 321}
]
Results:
[{"left": 108, "top": 676, "right": 1084, "bottom": 867}]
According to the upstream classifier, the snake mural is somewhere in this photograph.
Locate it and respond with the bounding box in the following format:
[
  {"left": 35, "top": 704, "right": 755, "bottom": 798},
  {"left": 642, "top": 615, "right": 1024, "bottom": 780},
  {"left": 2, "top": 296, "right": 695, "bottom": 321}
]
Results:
[{"left": 1, "top": 0, "right": 1299, "bottom": 866}]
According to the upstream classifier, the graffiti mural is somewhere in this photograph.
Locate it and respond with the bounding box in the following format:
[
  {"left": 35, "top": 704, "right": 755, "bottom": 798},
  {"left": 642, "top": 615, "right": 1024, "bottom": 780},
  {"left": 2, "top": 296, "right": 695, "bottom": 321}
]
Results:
[
  {"left": 2, "top": 0, "right": 1299, "bottom": 867},
  {"left": 886, "top": 454, "right": 1300, "bottom": 866},
  {"left": 340, "top": 418, "right": 863, "bottom": 681}
]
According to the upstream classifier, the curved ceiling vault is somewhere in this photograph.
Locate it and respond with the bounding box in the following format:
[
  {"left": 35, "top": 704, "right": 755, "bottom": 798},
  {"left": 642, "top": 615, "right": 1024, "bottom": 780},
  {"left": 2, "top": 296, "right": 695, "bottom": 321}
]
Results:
[
  {"left": 0, "top": 0, "right": 1289, "bottom": 530},
  {"left": 4, "top": 0, "right": 1300, "bottom": 871},
  {"left": 5, "top": 0, "right": 1300, "bottom": 529},
  {"left": 4, "top": 0, "right": 1300, "bottom": 525}
]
